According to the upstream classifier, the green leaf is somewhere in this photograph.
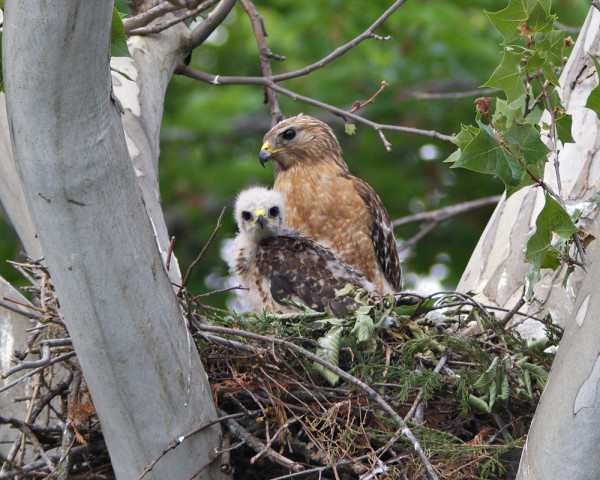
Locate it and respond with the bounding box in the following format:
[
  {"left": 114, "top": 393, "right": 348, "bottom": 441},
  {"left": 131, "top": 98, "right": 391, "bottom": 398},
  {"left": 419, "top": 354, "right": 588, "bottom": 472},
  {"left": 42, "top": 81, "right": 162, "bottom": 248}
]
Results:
[
  {"left": 111, "top": 7, "right": 131, "bottom": 58},
  {"left": 493, "top": 98, "right": 525, "bottom": 130},
  {"left": 351, "top": 313, "right": 375, "bottom": 343},
  {"left": 482, "top": 51, "right": 527, "bottom": 104},
  {"left": 585, "top": 55, "right": 600, "bottom": 120},
  {"left": 525, "top": 194, "right": 579, "bottom": 268},
  {"left": 504, "top": 122, "right": 550, "bottom": 166},
  {"left": 452, "top": 121, "right": 525, "bottom": 188},
  {"left": 486, "top": 0, "right": 529, "bottom": 44},
  {"left": 345, "top": 123, "right": 357, "bottom": 135},
  {"left": 469, "top": 394, "right": 492, "bottom": 413},
  {"left": 314, "top": 325, "right": 343, "bottom": 386},
  {"left": 473, "top": 356, "right": 499, "bottom": 391},
  {"left": 525, "top": 2, "right": 554, "bottom": 33},
  {"left": 525, "top": 267, "right": 540, "bottom": 302}
]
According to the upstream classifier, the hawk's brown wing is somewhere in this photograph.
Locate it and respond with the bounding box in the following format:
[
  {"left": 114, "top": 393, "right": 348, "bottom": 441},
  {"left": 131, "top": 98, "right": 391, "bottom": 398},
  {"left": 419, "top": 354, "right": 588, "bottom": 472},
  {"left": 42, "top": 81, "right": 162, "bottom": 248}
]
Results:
[
  {"left": 255, "top": 235, "right": 365, "bottom": 316},
  {"left": 351, "top": 176, "right": 403, "bottom": 292}
]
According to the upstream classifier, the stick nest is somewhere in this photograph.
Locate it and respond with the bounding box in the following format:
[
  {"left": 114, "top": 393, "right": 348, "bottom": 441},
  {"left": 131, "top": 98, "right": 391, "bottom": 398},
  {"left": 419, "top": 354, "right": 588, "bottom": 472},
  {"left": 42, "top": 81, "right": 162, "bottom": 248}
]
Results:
[{"left": 0, "top": 260, "right": 561, "bottom": 480}]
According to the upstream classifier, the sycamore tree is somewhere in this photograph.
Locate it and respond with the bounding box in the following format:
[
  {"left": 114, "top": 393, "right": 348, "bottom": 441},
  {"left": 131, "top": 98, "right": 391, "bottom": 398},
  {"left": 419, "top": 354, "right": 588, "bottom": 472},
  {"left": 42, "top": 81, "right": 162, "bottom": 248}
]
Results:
[{"left": 0, "top": 1, "right": 599, "bottom": 479}]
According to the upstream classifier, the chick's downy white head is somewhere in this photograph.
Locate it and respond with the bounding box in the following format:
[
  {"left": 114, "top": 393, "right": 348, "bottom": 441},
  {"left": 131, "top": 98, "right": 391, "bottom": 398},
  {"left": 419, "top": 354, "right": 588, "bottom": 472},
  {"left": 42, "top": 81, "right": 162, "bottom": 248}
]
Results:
[{"left": 234, "top": 187, "right": 285, "bottom": 239}]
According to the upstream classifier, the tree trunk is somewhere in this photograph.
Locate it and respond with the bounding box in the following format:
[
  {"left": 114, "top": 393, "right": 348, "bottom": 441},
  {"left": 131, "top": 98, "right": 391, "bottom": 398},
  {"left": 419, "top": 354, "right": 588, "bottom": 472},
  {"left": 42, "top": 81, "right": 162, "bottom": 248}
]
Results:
[
  {"left": 457, "top": 8, "right": 600, "bottom": 338},
  {"left": 3, "top": 3, "right": 226, "bottom": 479},
  {"left": 516, "top": 252, "right": 600, "bottom": 478}
]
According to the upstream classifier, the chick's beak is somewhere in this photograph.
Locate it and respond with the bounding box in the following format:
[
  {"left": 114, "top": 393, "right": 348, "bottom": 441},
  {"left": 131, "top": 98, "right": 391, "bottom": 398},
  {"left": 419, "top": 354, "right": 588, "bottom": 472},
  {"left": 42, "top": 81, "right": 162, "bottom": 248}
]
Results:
[{"left": 255, "top": 209, "right": 266, "bottom": 229}]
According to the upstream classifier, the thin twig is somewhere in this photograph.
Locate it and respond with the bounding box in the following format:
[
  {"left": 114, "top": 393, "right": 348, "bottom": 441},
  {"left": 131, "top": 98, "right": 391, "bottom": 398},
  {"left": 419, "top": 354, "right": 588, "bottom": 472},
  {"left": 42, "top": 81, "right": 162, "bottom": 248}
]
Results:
[
  {"left": 392, "top": 196, "right": 502, "bottom": 227},
  {"left": 181, "top": 206, "right": 226, "bottom": 287},
  {"left": 187, "top": 0, "right": 237, "bottom": 49},
  {"left": 127, "top": 0, "right": 219, "bottom": 36},
  {"left": 138, "top": 412, "right": 246, "bottom": 480},
  {"left": 349, "top": 81, "right": 389, "bottom": 114},
  {"left": 123, "top": 2, "right": 178, "bottom": 32},
  {"left": 0, "top": 352, "right": 77, "bottom": 394}
]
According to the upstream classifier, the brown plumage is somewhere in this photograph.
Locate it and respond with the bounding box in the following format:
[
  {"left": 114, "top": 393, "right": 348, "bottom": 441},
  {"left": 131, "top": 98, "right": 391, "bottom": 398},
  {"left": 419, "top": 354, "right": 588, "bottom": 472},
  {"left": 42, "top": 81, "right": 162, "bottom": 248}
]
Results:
[
  {"left": 229, "top": 187, "right": 376, "bottom": 316},
  {"left": 258, "top": 114, "right": 402, "bottom": 294}
]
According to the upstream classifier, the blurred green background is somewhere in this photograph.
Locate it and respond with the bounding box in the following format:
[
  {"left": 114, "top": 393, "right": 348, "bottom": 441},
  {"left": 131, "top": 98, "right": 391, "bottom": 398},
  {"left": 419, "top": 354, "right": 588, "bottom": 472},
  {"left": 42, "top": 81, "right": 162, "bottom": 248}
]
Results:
[{"left": 0, "top": 0, "right": 590, "bottom": 308}]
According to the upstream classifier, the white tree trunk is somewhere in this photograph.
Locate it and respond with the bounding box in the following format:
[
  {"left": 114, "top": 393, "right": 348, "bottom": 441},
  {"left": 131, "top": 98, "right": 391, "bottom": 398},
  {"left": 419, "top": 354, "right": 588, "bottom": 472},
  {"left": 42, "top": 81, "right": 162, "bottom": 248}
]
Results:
[
  {"left": 516, "top": 252, "right": 600, "bottom": 478},
  {"left": 458, "top": 8, "right": 600, "bottom": 338},
  {"left": 3, "top": 3, "right": 226, "bottom": 479}
]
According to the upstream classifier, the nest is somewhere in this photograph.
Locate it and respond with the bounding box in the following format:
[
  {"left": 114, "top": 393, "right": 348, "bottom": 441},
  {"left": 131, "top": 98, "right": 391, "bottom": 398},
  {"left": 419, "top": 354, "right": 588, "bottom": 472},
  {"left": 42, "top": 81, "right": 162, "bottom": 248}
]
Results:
[{"left": 0, "top": 259, "right": 560, "bottom": 480}]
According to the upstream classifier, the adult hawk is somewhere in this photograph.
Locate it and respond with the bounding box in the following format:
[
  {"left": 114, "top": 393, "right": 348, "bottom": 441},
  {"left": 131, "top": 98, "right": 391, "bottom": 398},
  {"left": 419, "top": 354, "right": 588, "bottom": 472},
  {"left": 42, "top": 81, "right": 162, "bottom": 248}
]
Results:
[
  {"left": 258, "top": 115, "right": 402, "bottom": 294},
  {"left": 229, "top": 187, "right": 376, "bottom": 316}
]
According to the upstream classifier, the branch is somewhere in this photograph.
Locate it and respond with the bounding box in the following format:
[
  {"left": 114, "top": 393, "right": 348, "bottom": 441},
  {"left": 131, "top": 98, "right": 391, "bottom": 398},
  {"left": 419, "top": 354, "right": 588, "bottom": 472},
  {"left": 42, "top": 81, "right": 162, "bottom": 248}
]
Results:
[
  {"left": 263, "top": 0, "right": 407, "bottom": 84},
  {"left": 187, "top": 0, "right": 237, "bottom": 50},
  {"left": 392, "top": 195, "right": 502, "bottom": 227},
  {"left": 239, "top": 0, "right": 283, "bottom": 126},
  {"left": 195, "top": 323, "right": 440, "bottom": 480},
  {"left": 127, "top": 0, "right": 220, "bottom": 36},
  {"left": 176, "top": 64, "right": 454, "bottom": 149},
  {"left": 123, "top": 2, "right": 179, "bottom": 32},
  {"left": 181, "top": 206, "right": 226, "bottom": 287}
]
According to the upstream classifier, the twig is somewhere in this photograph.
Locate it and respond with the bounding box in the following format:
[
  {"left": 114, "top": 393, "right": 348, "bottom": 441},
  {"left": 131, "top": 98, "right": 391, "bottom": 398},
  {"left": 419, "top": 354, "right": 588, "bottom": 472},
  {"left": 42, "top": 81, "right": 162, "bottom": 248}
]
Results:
[
  {"left": 138, "top": 412, "right": 246, "bottom": 480},
  {"left": 181, "top": 206, "right": 226, "bottom": 287},
  {"left": 392, "top": 196, "right": 502, "bottom": 227},
  {"left": 196, "top": 324, "right": 440, "bottom": 480},
  {"left": 220, "top": 409, "right": 303, "bottom": 472},
  {"left": 56, "top": 369, "right": 82, "bottom": 480},
  {"left": 191, "top": 284, "right": 245, "bottom": 300},
  {"left": 177, "top": 64, "right": 453, "bottom": 148},
  {"left": 500, "top": 289, "right": 526, "bottom": 327},
  {"left": 404, "top": 355, "right": 448, "bottom": 422},
  {"left": 349, "top": 81, "right": 389, "bottom": 114},
  {"left": 239, "top": 0, "right": 284, "bottom": 126},
  {"left": 0, "top": 299, "right": 41, "bottom": 320},
  {"left": 0, "top": 352, "right": 77, "bottom": 394},
  {"left": 166, "top": 236, "right": 176, "bottom": 271},
  {"left": 2, "top": 344, "right": 50, "bottom": 379}
]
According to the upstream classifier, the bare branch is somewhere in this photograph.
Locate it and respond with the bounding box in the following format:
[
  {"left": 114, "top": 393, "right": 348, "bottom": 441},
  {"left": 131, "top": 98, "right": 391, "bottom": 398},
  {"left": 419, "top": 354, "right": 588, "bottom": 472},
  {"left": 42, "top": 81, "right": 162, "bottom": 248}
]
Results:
[
  {"left": 239, "top": 0, "right": 283, "bottom": 126},
  {"left": 349, "top": 81, "right": 389, "bottom": 114},
  {"left": 265, "top": 0, "right": 409, "bottom": 83},
  {"left": 187, "top": 0, "right": 237, "bottom": 50},
  {"left": 123, "top": 2, "right": 179, "bottom": 32},
  {"left": 393, "top": 195, "right": 502, "bottom": 227},
  {"left": 176, "top": 64, "right": 454, "bottom": 146},
  {"left": 127, "top": 0, "right": 219, "bottom": 36}
]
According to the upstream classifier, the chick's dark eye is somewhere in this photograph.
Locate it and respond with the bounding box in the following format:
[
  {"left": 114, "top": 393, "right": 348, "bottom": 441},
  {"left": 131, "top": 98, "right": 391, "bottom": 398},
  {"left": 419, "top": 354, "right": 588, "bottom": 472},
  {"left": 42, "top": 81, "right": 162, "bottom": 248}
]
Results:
[
  {"left": 269, "top": 206, "right": 279, "bottom": 218},
  {"left": 281, "top": 128, "right": 296, "bottom": 140},
  {"left": 241, "top": 211, "right": 252, "bottom": 221}
]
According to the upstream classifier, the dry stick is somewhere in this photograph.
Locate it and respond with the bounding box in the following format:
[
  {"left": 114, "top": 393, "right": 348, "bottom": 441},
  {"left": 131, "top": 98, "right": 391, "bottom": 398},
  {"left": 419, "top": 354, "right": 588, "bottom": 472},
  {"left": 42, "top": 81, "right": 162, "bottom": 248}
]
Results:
[
  {"left": 181, "top": 206, "right": 226, "bottom": 288},
  {"left": 500, "top": 289, "right": 526, "bottom": 327},
  {"left": 404, "top": 355, "right": 448, "bottom": 423},
  {"left": 0, "top": 299, "right": 41, "bottom": 320},
  {"left": 138, "top": 412, "right": 246, "bottom": 480},
  {"left": 219, "top": 409, "right": 302, "bottom": 472},
  {"left": 165, "top": 236, "right": 176, "bottom": 271},
  {"left": 177, "top": 64, "right": 453, "bottom": 150},
  {"left": 196, "top": 324, "right": 440, "bottom": 480},
  {"left": 0, "top": 352, "right": 76, "bottom": 394},
  {"left": 239, "top": 0, "right": 284, "bottom": 127}
]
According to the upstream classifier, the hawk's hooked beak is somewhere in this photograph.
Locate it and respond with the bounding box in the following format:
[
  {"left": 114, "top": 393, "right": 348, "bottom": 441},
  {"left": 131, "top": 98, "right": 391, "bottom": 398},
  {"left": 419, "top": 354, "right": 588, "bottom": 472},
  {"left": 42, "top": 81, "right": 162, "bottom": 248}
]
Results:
[
  {"left": 259, "top": 142, "right": 285, "bottom": 167},
  {"left": 255, "top": 209, "right": 266, "bottom": 229}
]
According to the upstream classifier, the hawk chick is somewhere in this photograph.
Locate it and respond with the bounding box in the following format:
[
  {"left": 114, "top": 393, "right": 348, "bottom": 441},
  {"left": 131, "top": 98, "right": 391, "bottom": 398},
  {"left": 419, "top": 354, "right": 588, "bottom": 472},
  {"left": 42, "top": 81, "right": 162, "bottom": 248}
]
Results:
[
  {"left": 230, "top": 186, "right": 376, "bottom": 316},
  {"left": 258, "top": 114, "right": 402, "bottom": 294}
]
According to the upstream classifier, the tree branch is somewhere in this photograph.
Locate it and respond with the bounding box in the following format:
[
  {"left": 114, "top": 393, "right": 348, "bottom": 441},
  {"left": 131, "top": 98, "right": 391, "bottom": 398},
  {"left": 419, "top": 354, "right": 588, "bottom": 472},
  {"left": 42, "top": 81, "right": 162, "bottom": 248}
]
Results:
[
  {"left": 239, "top": 0, "right": 283, "bottom": 127},
  {"left": 176, "top": 64, "right": 454, "bottom": 148},
  {"left": 187, "top": 0, "right": 237, "bottom": 50}
]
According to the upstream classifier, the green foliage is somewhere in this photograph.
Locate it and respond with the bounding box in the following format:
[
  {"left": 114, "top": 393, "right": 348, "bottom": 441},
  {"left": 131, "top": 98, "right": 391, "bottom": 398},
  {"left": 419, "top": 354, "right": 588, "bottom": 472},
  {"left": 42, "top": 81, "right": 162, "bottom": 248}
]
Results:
[
  {"left": 586, "top": 54, "right": 600, "bottom": 119},
  {"left": 110, "top": 7, "right": 131, "bottom": 58}
]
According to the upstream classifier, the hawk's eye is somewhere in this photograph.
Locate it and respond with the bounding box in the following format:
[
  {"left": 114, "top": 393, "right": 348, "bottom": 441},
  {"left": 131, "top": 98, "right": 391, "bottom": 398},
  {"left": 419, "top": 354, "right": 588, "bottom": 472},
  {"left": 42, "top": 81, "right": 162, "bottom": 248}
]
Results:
[
  {"left": 281, "top": 128, "right": 296, "bottom": 140},
  {"left": 269, "top": 206, "right": 279, "bottom": 218},
  {"left": 241, "top": 211, "right": 252, "bottom": 221}
]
